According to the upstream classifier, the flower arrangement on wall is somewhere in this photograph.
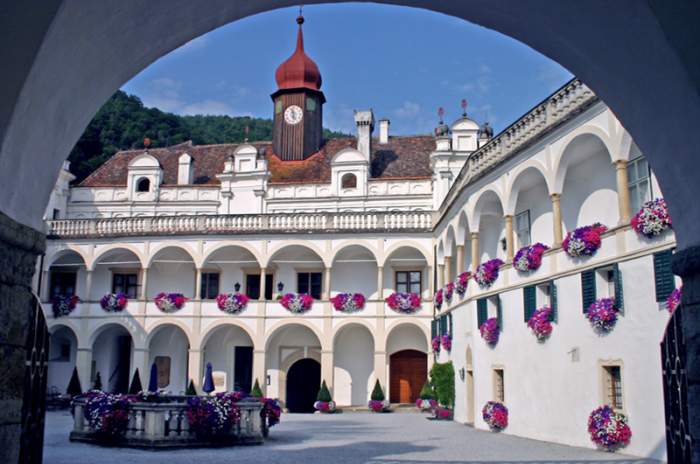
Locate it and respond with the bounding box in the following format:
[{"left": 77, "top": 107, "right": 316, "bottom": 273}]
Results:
[
  {"left": 455, "top": 272, "right": 471, "bottom": 296},
  {"left": 154, "top": 292, "right": 187, "bottom": 313},
  {"left": 216, "top": 292, "right": 250, "bottom": 314},
  {"left": 586, "top": 297, "right": 619, "bottom": 333},
  {"left": 479, "top": 317, "right": 500, "bottom": 345},
  {"left": 482, "top": 401, "right": 508, "bottom": 431},
  {"left": 314, "top": 380, "right": 336, "bottom": 413},
  {"left": 185, "top": 391, "right": 243, "bottom": 437},
  {"left": 433, "top": 289, "right": 443, "bottom": 310},
  {"left": 667, "top": 287, "right": 682, "bottom": 313},
  {"left": 474, "top": 259, "right": 505, "bottom": 287},
  {"left": 368, "top": 380, "right": 390, "bottom": 412},
  {"left": 280, "top": 293, "right": 314, "bottom": 313},
  {"left": 527, "top": 306, "right": 554, "bottom": 341},
  {"left": 431, "top": 336, "right": 441, "bottom": 353},
  {"left": 330, "top": 292, "right": 366, "bottom": 313},
  {"left": 83, "top": 390, "right": 131, "bottom": 438},
  {"left": 51, "top": 294, "right": 80, "bottom": 318},
  {"left": 100, "top": 293, "right": 128, "bottom": 312},
  {"left": 444, "top": 282, "right": 455, "bottom": 302},
  {"left": 562, "top": 223, "right": 608, "bottom": 258},
  {"left": 631, "top": 198, "right": 672, "bottom": 238},
  {"left": 441, "top": 334, "right": 452, "bottom": 351},
  {"left": 513, "top": 243, "right": 549, "bottom": 272},
  {"left": 385, "top": 292, "right": 421, "bottom": 314},
  {"left": 588, "top": 405, "right": 632, "bottom": 451}
]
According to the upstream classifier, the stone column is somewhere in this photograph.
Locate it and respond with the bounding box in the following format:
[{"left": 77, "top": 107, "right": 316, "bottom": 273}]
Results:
[
  {"left": 444, "top": 256, "right": 452, "bottom": 284},
  {"left": 470, "top": 232, "right": 480, "bottom": 272},
  {"left": 140, "top": 267, "right": 148, "bottom": 301},
  {"left": 373, "top": 351, "right": 387, "bottom": 392},
  {"left": 0, "top": 211, "right": 45, "bottom": 463},
  {"left": 437, "top": 264, "right": 445, "bottom": 289},
  {"left": 132, "top": 347, "right": 150, "bottom": 387},
  {"left": 84, "top": 269, "right": 93, "bottom": 303},
  {"left": 194, "top": 267, "right": 202, "bottom": 300},
  {"left": 456, "top": 245, "right": 465, "bottom": 275},
  {"left": 259, "top": 267, "right": 267, "bottom": 300},
  {"left": 321, "top": 350, "right": 334, "bottom": 389},
  {"left": 376, "top": 266, "right": 384, "bottom": 300},
  {"left": 253, "top": 350, "right": 266, "bottom": 395},
  {"left": 323, "top": 267, "right": 331, "bottom": 300},
  {"left": 550, "top": 193, "right": 563, "bottom": 247},
  {"left": 188, "top": 349, "right": 202, "bottom": 390},
  {"left": 615, "top": 159, "right": 632, "bottom": 224},
  {"left": 504, "top": 215, "right": 514, "bottom": 261},
  {"left": 75, "top": 348, "right": 93, "bottom": 392},
  {"left": 425, "top": 265, "right": 433, "bottom": 297}
]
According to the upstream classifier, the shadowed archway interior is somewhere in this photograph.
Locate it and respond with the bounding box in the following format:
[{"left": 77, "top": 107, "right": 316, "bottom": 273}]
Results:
[{"left": 286, "top": 358, "right": 321, "bottom": 413}]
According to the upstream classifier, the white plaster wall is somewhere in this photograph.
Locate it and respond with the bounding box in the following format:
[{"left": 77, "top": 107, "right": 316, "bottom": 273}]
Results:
[
  {"left": 147, "top": 262, "right": 196, "bottom": 298},
  {"left": 47, "top": 328, "right": 77, "bottom": 393},
  {"left": 515, "top": 181, "right": 553, "bottom": 246},
  {"left": 386, "top": 324, "right": 427, "bottom": 355},
  {"left": 92, "top": 327, "right": 132, "bottom": 392},
  {"left": 148, "top": 326, "right": 189, "bottom": 393},
  {"left": 333, "top": 325, "right": 375, "bottom": 406},
  {"left": 265, "top": 325, "right": 322, "bottom": 399},
  {"left": 330, "top": 262, "right": 377, "bottom": 298},
  {"left": 479, "top": 214, "right": 505, "bottom": 262},
  {"left": 202, "top": 326, "right": 253, "bottom": 392}
]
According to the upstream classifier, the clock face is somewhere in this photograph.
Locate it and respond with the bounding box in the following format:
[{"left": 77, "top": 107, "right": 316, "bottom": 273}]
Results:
[{"left": 284, "top": 105, "right": 303, "bottom": 125}]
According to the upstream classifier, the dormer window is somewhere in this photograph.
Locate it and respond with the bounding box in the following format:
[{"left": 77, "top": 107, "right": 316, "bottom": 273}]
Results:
[
  {"left": 136, "top": 177, "right": 150, "bottom": 192},
  {"left": 341, "top": 173, "right": 357, "bottom": 189}
]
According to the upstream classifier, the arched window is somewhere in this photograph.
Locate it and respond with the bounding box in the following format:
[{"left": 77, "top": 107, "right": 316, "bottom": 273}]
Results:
[
  {"left": 341, "top": 173, "right": 357, "bottom": 189},
  {"left": 136, "top": 177, "right": 150, "bottom": 192}
]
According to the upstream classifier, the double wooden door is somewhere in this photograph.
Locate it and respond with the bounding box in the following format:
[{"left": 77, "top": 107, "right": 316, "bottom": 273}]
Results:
[{"left": 390, "top": 350, "right": 427, "bottom": 404}]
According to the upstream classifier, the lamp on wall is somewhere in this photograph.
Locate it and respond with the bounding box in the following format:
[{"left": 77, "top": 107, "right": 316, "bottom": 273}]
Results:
[
  {"left": 277, "top": 282, "right": 284, "bottom": 293},
  {"left": 500, "top": 237, "right": 507, "bottom": 252},
  {"left": 459, "top": 367, "right": 466, "bottom": 381},
  {"left": 234, "top": 282, "right": 241, "bottom": 292}
]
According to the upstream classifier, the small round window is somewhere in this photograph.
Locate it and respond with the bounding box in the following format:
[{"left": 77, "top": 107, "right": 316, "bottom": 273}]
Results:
[{"left": 341, "top": 173, "right": 357, "bottom": 189}]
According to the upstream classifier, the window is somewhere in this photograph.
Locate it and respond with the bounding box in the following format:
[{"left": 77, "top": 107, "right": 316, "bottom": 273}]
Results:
[
  {"left": 306, "top": 97, "right": 316, "bottom": 112},
  {"left": 297, "top": 272, "right": 322, "bottom": 299},
  {"left": 49, "top": 271, "right": 77, "bottom": 297},
  {"left": 514, "top": 210, "right": 531, "bottom": 247},
  {"left": 654, "top": 249, "right": 675, "bottom": 303},
  {"left": 275, "top": 99, "right": 283, "bottom": 114},
  {"left": 341, "top": 173, "right": 357, "bottom": 189},
  {"left": 493, "top": 368, "right": 505, "bottom": 402},
  {"left": 246, "top": 273, "right": 273, "bottom": 300},
  {"left": 112, "top": 272, "right": 138, "bottom": 299},
  {"left": 524, "top": 282, "right": 558, "bottom": 323},
  {"left": 52, "top": 208, "right": 61, "bottom": 219},
  {"left": 200, "top": 272, "right": 220, "bottom": 300},
  {"left": 136, "top": 177, "right": 150, "bottom": 192},
  {"left": 396, "top": 270, "right": 421, "bottom": 294},
  {"left": 602, "top": 365, "right": 623, "bottom": 410},
  {"left": 155, "top": 356, "right": 171, "bottom": 389},
  {"left": 582, "top": 264, "right": 623, "bottom": 313},
  {"left": 627, "top": 155, "right": 652, "bottom": 214}
]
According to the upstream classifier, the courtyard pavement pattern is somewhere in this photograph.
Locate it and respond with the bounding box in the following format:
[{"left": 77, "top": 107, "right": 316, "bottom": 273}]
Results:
[{"left": 43, "top": 410, "right": 660, "bottom": 463}]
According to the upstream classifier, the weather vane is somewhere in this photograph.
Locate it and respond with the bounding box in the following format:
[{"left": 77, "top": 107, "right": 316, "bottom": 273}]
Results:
[
  {"left": 437, "top": 107, "right": 445, "bottom": 124},
  {"left": 461, "top": 99, "right": 468, "bottom": 117}
]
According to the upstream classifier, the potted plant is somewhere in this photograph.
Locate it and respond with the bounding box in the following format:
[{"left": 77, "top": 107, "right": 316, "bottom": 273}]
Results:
[
  {"left": 368, "top": 380, "right": 390, "bottom": 412},
  {"left": 415, "top": 382, "right": 437, "bottom": 412},
  {"left": 313, "top": 380, "right": 336, "bottom": 413}
]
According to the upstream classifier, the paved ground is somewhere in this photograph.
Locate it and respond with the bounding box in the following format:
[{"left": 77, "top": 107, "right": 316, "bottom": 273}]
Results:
[{"left": 44, "top": 410, "right": 659, "bottom": 463}]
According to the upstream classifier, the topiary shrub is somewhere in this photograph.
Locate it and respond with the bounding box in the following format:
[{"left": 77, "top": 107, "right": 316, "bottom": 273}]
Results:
[
  {"left": 429, "top": 361, "right": 455, "bottom": 409},
  {"left": 317, "top": 380, "right": 332, "bottom": 402},
  {"left": 128, "top": 369, "right": 143, "bottom": 394},
  {"left": 250, "top": 378, "right": 263, "bottom": 398},
  {"left": 93, "top": 372, "right": 102, "bottom": 391},
  {"left": 66, "top": 367, "right": 83, "bottom": 397},
  {"left": 185, "top": 379, "right": 197, "bottom": 396},
  {"left": 371, "top": 379, "right": 385, "bottom": 401},
  {"left": 419, "top": 381, "right": 435, "bottom": 400}
]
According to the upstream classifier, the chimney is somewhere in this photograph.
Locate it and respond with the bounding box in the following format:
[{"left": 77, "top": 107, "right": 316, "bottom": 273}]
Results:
[
  {"left": 178, "top": 153, "right": 193, "bottom": 184},
  {"left": 354, "top": 110, "right": 374, "bottom": 161},
  {"left": 379, "top": 119, "right": 390, "bottom": 144}
]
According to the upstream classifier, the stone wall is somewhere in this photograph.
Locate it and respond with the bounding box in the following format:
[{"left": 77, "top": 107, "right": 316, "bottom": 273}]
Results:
[{"left": 0, "top": 211, "right": 45, "bottom": 463}]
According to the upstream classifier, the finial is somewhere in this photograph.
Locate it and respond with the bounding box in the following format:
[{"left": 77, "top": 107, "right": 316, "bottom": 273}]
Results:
[
  {"left": 437, "top": 107, "right": 444, "bottom": 124},
  {"left": 297, "top": 5, "right": 304, "bottom": 25},
  {"left": 461, "top": 99, "right": 468, "bottom": 117},
  {"left": 143, "top": 137, "right": 151, "bottom": 150}
]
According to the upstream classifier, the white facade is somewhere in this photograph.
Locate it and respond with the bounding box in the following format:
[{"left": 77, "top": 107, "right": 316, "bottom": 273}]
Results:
[{"left": 43, "top": 79, "right": 671, "bottom": 459}]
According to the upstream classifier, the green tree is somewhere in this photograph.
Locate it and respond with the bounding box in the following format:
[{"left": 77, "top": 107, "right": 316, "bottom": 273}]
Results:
[
  {"left": 370, "top": 379, "right": 385, "bottom": 401},
  {"left": 429, "top": 362, "right": 455, "bottom": 409},
  {"left": 128, "top": 369, "right": 143, "bottom": 394},
  {"left": 419, "top": 381, "right": 435, "bottom": 400},
  {"left": 316, "top": 380, "right": 332, "bottom": 402},
  {"left": 250, "top": 379, "right": 263, "bottom": 398},
  {"left": 185, "top": 379, "right": 197, "bottom": 396},
  {"left": 66, "top": 367, "right": 82, "bottom": 397}
]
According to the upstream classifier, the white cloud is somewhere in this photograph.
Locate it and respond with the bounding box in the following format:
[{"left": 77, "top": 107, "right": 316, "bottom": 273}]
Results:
[
  {"left": 139, "top": 77, "right": 239, "bottom": 117},
  {"left": 394, "top": 101, "right": 421, "bottom": 118},
  {"left": 457, "top": 63, "right": 493, "bottom": 95},
  {"left": 181, "top": 100, "right": 235, "bottom": 116}
]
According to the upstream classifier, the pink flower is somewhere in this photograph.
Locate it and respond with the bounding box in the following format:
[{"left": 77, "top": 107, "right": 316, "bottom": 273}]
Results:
[{"left": 480, "top": 318, "right": 500, "bottom": 345}]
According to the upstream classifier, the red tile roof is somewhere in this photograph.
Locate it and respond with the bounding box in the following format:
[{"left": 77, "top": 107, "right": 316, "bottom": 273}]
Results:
[{"left": 79, "top": 136, "right": 435, "bottom": 187}]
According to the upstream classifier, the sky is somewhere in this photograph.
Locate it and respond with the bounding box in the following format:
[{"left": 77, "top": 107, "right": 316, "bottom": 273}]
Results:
[{"left": 122, "top": 3, "right": 572, "bottom": 136}]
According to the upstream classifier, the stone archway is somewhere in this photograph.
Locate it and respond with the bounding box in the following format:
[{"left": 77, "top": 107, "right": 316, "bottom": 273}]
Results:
[{"left": 286, "top": 358, "right": 321, "bottom": 413}]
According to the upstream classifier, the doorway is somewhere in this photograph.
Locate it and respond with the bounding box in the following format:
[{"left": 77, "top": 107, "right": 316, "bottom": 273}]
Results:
[
  {"left": 286, "top": 358, "right": 320, "bottom": 413},
  {"left": 389, "top": 349, "right": 427, "bottom": 404}
]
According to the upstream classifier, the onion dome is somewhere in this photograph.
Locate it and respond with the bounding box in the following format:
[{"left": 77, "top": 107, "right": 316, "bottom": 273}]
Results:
[{"left": 274, "top": 15, "right": 322, "bottom": 91}]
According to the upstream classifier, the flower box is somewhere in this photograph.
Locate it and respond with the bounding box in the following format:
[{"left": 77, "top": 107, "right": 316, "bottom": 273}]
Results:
[
  {"left": 667, "top": 287, "right": 682, "bottom": 313},
  {"left": 216, "top": 292, "right": 250, "bottom": 314},
  {"left": 100, "top": 293, "right": 128, "bottom": 312},
  {"left": 441, "top": 334, "right": 452, "bottom": 351},
  {"left": 52, "top": 294, "right": 80, "bottom": 318},
  {"left": 330, "top": 292, "right": 365, "bottom": 313},
  {"left": 154, "top": 292, "right": 187, "bottom": 313},
  {"left": 280, "top": 293, "right": 314, "bottom": 313},
  {"left": 513, "top": 243, "right": 549, "bottom": 272},
  {"left": 563, "top": 223, "right": 607, "bottom": 258},
  {"left": 313, "top": 400, "right": 336, "bottom": 413},
  {"left": 431, "top": 336, "right": 441, "bottom": 353},
  {"left": 474, "top": 259, "right": 504, "bottom": 287},
  {"left": 444, "top": 282, "right": 455, "bottom": 302},
  {"left": 482, "top": 401, "right": 508, "bottom": 431},
  {"left": 480, "top": 317, "right": 500, "bottom": 345},
  {"left": 433, "top": 289, "right": 443, "bottom": 310},
  {"left": 455, "top": 272, "right": 471, "bottom": 296},
  {"left": 368, "top": 399, "right": 390, "bottom": 412},
  {"left": 631, "top": 198, "right": 671, "bottom": 238},
  {"left": 588, "top": 405, "right": 631, "bottom": 451},
  {"left": 586, "top": 297, "right": 619, "bottom": 333},
  {"left": 527, "top": 306, "right": 554, "bottom": 341},
  {"left": 385, "top": 292, "right": 421, "bottom": 313}
]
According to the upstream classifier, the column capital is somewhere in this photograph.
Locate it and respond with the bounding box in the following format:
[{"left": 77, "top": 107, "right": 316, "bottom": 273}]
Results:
[
  {"left": 456, "top": 244, "right": 465, "bottom": 249},
  {"left": 470, "top": 231, "right": 479, "bottom": 239},
  {"left": 503, "top": 214, "right": 514, "bottom": 220},
  {"left": 614, "top": 159, "right": 628, "bottom": 169},
  {"left": 550, "top": 192, "right": 561, "bottom": 201}
]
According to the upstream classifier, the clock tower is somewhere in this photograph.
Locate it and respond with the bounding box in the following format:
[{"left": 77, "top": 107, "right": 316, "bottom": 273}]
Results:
[{"left": 271, "top": 14, "right": 325, "bottom": 161}]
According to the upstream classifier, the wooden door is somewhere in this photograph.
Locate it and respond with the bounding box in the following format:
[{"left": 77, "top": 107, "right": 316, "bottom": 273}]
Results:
[{"left": 390, "top": 350, "right": 427, "bottom": 404}]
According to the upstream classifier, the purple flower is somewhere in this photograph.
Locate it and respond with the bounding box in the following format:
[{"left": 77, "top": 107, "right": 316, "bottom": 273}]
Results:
[
  {"left": 513, "top": 243, "right": 549, "bottom": 272},
  {"left": 474, "top": 259, "right": 504, "bottom": 287},
  {"left": 587, "top": 298, "right": 619, "bottom": 333}
]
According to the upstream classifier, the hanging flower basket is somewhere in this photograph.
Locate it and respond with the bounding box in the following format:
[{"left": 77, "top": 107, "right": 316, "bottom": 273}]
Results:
[
  {"left": 444, "top": 282, "right": 455, "bottom": 302},
  {"left": 513, "top": 243, "right": 549, "bottom": 272},
  {"left": 527, "top": 306, "right": 554, "bottom": 341},
  {"left": 330, "top": 292, "right": 366, "bottom": 313},
  {"left": 154, "top": 292, "right": 188, "bottom": 313},
  {"left": 186, "top": 392, "right": 242, "bottom": 437},
  {"left": 587, "top": 298, "right": 619, "bottom": 333},
  {"left": 455, "top": 272, "right": 471, "bottom": 296},
  {"left": 563, "top": 223, "right": 608, "bottom": 258},
  {"left": 280, "top": 293, "right": 314, "bottom": 313},
  {"left": 261, "top": 397, "right": 282, "bottom": 428},
  {"left": 667, "top": 287, "right": 682, "bottom": 313},
  {"left": 631, "top": 198, "right": 672, "bottom": 238},
  {"left": 100, "top": 293, "right": 128, "bottom": 312},
  {"left": 431, "top": 336, "right": 441, "bottom": 353},
  {"left": 441, "top": 334, "right": 452, "bottom": 351},
  {"left": 51, "top": 294, "right": 80, "bottom": 318},
  {"left": 433, "top": 289, "right": 443, "bottom": 310},
  {"left": 385, "top": 292, "right": 421, "bottom": 314},
  {"left": 482, "top": 401, "right": 508, "bottom": 431},
  {"left": 216, "top": 292, "right": 250, "bottom": 314},
  {"left": 588, "top": 405, "right": 632, "bottom": 451},
  {"left": 83, "top": 391, "right": 131, "bottom": 438},
  {"left": 313, "top": 401, "right": 336, "bottom": 413},
  {"left": 416, "top": 398, "right": 438, "bottom": 411},
  {"left": 480, "top": 317, "right": 500, "bottom": 345},
  {"left": 368, "top": 399, "right": 390, "bottom": 412},
  {"left": 474, "top": 259, "right": 504, "bottom": 288}
]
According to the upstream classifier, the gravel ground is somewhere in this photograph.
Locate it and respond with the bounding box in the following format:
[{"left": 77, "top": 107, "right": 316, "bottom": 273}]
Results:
[{"left": 43, "top": 410, "right": 659, "bottom": 463}]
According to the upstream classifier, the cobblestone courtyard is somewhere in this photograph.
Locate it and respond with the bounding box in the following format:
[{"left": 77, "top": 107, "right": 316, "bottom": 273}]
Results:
[{"left": 43, "top": 411, "right": 660, "bottom": 463}]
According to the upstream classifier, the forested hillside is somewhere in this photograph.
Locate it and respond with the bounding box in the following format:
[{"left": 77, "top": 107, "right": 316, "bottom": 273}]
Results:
[{"left": 68, "top": 90, "right": 348, "bottom": 182}]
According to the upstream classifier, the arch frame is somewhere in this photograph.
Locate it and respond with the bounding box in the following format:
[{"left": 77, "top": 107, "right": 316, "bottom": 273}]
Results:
[
  {"left": 264, "top": 241, "right": 329, "bottom": 269},
  {"left": 146, "top": 242, "right": 201, "bottom": 269},
  {"left": 552, "top": 126, "right": 616, "bottom": 194},
  {"left": 504, "top": 159, "right": 553, "bottom": 215},
  {"left": 89, "top": 244, "right": 147, "bottom": 271},
  {"left": 201, "top": 241, "right": 263, "bottom": 269}
]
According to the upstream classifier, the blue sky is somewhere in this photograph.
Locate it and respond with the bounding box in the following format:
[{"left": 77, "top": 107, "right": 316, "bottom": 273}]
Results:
[{"left": 122, "top": 3, "right": 572, "bottom": 136}]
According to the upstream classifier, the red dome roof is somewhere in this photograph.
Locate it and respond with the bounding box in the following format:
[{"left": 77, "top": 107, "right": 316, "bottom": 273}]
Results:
[{"left": 274, "top": 15, "right": 322, "bottom": 91}]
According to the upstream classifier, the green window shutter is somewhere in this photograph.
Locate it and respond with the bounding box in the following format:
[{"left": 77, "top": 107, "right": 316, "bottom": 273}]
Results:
[
  {"left": 581, "top": 270, "right": 597, "bottom": 313},
  {"left": 431, "top": 320, "right": 437, "bottom": 339},
  {"left": 448, "top": 313, "right": 453, "bottom": 335},
  {"left": 496, "top": 295, "right": 503, "bottom": 330},
  {"left": 550, "top": 281, "right": 558, "bottom": 322},
  {"left": 440, "top": 315, "right": 447, "bottom": 335},
  {"left": 523, "top": 285, "right": 536, "bottom": 323},
  {"left": 654, "top": 250, "right": 675, "bottom": 303},
  {"left": 613, "top": 263, "right": 624, "bottom": 314},
  {"left": 477, "top": 299, "right": 487, "bottom": 328}
]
